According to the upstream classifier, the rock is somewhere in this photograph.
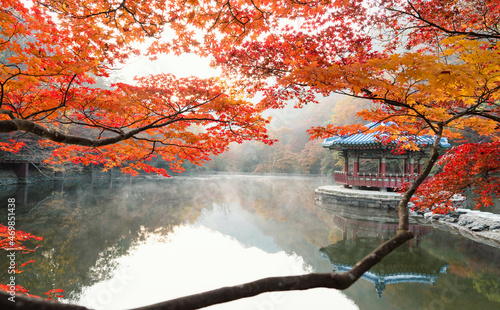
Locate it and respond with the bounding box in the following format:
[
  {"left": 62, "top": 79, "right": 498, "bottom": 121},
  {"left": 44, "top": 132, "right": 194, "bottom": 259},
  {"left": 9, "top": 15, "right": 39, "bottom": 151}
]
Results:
[
  {"left": 458, "top": 218, "right": 471, "bottom": 226},
  {"left": 424, "top": 212, "right": 434, "bottom": 219},
  {"left": 447, "top": 212, "right": 462, "bottom": 219},
  {"left": 471, "top": 225, "right": 488, "bottom": 232}
]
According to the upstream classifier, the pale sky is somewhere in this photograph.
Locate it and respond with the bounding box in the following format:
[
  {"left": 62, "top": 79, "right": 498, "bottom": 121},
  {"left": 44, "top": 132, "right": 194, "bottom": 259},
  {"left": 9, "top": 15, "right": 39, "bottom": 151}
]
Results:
[
  {"left": 73, "top": 225, "right": 358, "bottom": 310},
  {"left": 118, "top": 53, "right": 220, "bottom": 84}
]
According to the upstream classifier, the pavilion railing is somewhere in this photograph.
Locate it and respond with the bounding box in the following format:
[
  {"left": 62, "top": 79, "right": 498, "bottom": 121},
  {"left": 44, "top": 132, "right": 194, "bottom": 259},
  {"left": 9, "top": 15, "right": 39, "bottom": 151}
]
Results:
[{"left": 333, "top": 171, "right": 419, "bottom": 188}]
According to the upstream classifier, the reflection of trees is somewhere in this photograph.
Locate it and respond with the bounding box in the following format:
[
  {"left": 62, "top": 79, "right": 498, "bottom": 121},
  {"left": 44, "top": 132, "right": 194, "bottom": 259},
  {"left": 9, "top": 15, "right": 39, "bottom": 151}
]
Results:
[
  {"left": 220, "top": 176, "right": 336, "bottom": 265},
  {"left": 417, "top": 229, "right": 500, "bottom": 306},
  {"left": 234, "top": 185, "right": 500, "bottom": 309},
  {"left": 474, "top": 273, "right": 500, "bottom": 303},
  {"left": 1, "top": 175, "right": 499, "bottom": 309},
  {"left": 310, "top": 205, "right": 500, "bottom": 309},
  {"left": 0, "top": 178, "right": 215, "bottom": 299}
]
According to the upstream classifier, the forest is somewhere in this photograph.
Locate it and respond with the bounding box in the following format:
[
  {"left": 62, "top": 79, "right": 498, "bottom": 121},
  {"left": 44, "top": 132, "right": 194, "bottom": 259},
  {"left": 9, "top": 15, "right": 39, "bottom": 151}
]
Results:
[{"left": 180, "top": 95, "right": 373, "bottom": 175}]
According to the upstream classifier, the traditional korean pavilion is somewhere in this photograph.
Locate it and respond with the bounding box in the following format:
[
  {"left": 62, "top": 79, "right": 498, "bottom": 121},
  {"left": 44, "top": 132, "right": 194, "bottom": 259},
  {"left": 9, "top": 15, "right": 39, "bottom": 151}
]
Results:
[{"left": 322, "top": 122, "right": 451, "bottom": 191}]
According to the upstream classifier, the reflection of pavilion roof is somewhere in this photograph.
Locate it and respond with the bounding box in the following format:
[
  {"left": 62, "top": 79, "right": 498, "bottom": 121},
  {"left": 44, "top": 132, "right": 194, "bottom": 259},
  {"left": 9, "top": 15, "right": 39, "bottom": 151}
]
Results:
[
  {"left": 332, "top": 264, "right": 448, "bottom": 298},
  {"left": 320, "top": 239, "right": 448, "bottom": 298},
  {"left": 322, "top": 122, "right": 451, "bottom": 149}
]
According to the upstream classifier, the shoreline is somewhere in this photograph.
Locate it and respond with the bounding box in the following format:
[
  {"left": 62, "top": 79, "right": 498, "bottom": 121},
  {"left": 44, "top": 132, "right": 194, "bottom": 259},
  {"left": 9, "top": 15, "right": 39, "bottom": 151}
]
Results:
[{"left": 412, "top": 208, "right": 500, "bottom": 249}]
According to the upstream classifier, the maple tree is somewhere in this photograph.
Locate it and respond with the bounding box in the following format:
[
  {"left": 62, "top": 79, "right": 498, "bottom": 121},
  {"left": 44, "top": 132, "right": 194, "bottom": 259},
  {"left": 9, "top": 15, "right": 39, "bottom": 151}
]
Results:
[
  {"left": 144, "top": 0, "right": 498, "bottom": 305},
  {"left": 1, "top": 0, "right": 499, "bottom": 309},
  {"left": 206, "top": 0, "right": 500, "bottom": 216},
  {"left": 0, "top": 0, "right": 273, "bottom": 176},
  {"left": 412, "top": 141, "right": 500, "bottom": 212}
]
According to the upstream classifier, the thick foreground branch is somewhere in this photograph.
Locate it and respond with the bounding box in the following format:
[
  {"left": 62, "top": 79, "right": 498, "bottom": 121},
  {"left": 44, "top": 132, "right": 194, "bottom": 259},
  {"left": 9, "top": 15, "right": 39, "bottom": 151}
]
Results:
[
  {"left": 0, "top": 231, "right": 414, "bottom": 310},
  {"left": 0, "top": 119, "right": 154, "bottom": 147}
]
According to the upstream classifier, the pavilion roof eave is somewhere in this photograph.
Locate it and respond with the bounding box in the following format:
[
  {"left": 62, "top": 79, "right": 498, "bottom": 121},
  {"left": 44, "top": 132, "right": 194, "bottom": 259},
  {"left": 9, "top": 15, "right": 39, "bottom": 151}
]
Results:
[
  {"left": 322, "top": 137, "right": 451, "bottom": 150},
  {"left": 321, "top": 122, "right": 451, "bottom": 150}
]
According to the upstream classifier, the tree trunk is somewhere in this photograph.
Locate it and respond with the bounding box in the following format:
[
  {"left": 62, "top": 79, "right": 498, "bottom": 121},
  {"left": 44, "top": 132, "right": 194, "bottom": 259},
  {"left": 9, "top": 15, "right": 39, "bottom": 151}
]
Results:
[{"left": 398, "top": 126, "right": 443, "bottom": 231}]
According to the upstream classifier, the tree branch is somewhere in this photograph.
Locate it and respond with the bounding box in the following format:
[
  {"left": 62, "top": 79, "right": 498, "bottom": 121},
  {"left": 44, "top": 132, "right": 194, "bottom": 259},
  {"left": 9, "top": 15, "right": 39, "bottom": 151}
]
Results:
[
  {"left": 0, "top": 118, "right": 173, "bottom": 147},
  {"left": 396, "top": 123, "right": 443, "bottom": 231}
]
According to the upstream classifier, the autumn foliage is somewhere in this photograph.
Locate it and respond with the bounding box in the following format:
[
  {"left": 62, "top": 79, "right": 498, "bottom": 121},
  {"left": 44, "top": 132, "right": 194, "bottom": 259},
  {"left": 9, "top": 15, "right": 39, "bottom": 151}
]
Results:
[
  {"left": 0, "top": 0, "right": 273, "bottom": 176},
  {"left": 412, "top": 141, "right": 500, "bottom": 212},
  {"left": 2, "top": 0, "right": 498, "bottom": 205},
  {"left": 201, "top": 0, "right": 500, "bottom": 211},
  {"left": 0, "top": 224, "right": 64, "bottom": 299},
  {"left": 1, "top": 1, "right": 499, "bottom": 308}
]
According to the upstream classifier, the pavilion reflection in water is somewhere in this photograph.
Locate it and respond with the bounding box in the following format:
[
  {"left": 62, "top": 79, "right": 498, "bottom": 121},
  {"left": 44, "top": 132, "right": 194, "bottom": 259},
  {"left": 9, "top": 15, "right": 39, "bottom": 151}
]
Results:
[{"left": 320, "top": 215, "right": 448, "bottom": 298}]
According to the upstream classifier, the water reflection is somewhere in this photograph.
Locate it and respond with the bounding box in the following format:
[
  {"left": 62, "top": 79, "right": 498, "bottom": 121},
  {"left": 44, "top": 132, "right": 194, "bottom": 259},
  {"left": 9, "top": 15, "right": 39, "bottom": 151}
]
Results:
[
  {"left": 76, "top": 224, "right": 357, "bottom": 310},
  {"left": 0, "top": 174, "right": 499, "bottom": 310},
  {"left": 320, "top": 215, "right": 448, "bottom": 298}
]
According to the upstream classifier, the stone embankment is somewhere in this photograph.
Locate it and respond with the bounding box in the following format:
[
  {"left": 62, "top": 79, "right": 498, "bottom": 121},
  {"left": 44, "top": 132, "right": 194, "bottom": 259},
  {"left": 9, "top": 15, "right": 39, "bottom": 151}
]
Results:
[
  {"left": 0, "top": 164, "right": 115, "bottom": 186},
  {"left": 412, "top": 209, "right": 500, "bottom": 248},
  {"left": 315, "top": 185, "right": 401, "bottom": 209}
]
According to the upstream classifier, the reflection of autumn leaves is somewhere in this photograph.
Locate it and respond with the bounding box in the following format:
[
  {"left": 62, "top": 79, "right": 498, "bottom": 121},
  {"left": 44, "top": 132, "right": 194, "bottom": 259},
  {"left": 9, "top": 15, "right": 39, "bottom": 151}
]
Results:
[
  {"left": 417, "top": 230, "right": 500, "bottom": 306},
  {"left": 449, "top": 260, "right": 500, "bottom": 303},
  {"left": 0, "top": 179, "right": 214, "bottom": 298},
  {"left": 0, "top": 224, "right": 65, "bottom": 300},
  {"left": 445, "top": 264, "right": 500, "bottom": 303}
]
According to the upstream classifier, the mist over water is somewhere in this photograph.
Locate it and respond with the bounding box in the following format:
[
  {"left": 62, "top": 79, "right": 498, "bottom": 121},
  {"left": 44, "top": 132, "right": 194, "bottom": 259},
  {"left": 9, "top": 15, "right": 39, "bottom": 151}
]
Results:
[{"left": 1, "top": 174, "right": 499, "bottom": 309}]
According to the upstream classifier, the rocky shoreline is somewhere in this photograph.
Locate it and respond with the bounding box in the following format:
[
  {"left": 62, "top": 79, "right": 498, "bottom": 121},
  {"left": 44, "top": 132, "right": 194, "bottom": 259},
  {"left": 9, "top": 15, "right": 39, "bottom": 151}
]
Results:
[{"left": 411, "top": 208, "right": 500, "bottom": 249}]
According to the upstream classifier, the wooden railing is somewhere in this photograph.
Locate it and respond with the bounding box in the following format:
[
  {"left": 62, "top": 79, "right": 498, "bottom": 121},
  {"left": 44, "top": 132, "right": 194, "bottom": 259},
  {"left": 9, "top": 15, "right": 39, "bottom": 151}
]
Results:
[{"left": 333, "top": 171, "right": 419, "bottom": 188}]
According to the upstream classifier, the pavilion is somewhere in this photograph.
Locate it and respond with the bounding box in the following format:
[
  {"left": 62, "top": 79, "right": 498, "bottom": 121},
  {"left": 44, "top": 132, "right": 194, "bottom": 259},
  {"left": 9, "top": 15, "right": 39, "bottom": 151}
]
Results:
[{"left": 322, "top": 122, "right": 451, "bottom": 191}]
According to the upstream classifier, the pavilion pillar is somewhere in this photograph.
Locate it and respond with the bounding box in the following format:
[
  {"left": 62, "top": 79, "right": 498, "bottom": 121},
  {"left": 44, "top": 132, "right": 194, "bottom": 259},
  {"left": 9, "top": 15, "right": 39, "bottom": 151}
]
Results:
[
  {"left": 13, "top": 163, "right": 29, "bottom": 184},
  {"left": 14, "top": 185, "right": 28, "bottom": 206},
  {"left": 379, "top": 157, "right": 386, "bottom": 176},
  {"left": 403, "top": 158, "right": 409, "bottom": 175},
  {"left": 379, "top": 157, "right": 387, "bottom": 192},
  {"left": 409, "top": 158, "right": 415, "bottom": 180},
  {"left": 343, "top": 154, "right": 349, "bottom": 188},
  {"left": 417, "top": 159, "right": 423, "bottom": 175},
  {"left": 353, "top": 157, "right": 359, "bottom": 190}
]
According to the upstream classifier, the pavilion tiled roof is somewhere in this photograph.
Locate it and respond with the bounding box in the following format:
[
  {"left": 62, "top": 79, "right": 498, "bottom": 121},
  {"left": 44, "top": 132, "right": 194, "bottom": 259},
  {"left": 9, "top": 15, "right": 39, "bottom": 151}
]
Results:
[{"left": 322, "top": 122, "right": 451, "bottom": 148}]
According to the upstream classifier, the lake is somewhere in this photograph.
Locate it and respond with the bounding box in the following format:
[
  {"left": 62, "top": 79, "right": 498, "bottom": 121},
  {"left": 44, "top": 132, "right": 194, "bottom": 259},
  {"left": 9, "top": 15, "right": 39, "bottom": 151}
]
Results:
[{"left": 1, "top": 174, "right": 499, "bottom": 309}]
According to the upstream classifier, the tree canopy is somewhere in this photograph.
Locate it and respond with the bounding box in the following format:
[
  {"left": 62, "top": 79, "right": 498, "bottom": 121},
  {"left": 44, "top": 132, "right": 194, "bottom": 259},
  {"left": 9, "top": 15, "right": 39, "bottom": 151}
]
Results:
[
  {"left": 205, "top": 0, "right": 500, "bottom": 211},
  {"left": 0, "top": 0, "right": 273, "bottom": 176},
  {"left": 1, "top": 0, "right": 499, "bottom": 309}
]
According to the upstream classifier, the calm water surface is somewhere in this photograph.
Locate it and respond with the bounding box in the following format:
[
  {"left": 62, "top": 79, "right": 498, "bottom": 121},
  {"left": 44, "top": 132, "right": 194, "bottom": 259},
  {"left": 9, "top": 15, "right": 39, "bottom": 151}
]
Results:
[{"left": 1, "top": 174, "right": 499, "bottom": 310}]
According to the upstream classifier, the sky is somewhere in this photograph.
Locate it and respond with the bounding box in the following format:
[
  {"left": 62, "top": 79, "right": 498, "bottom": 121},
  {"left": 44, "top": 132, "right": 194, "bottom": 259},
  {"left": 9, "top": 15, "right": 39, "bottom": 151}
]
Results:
[{"left": 118, "top": 53, "right": 220, "bottom": 84}]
